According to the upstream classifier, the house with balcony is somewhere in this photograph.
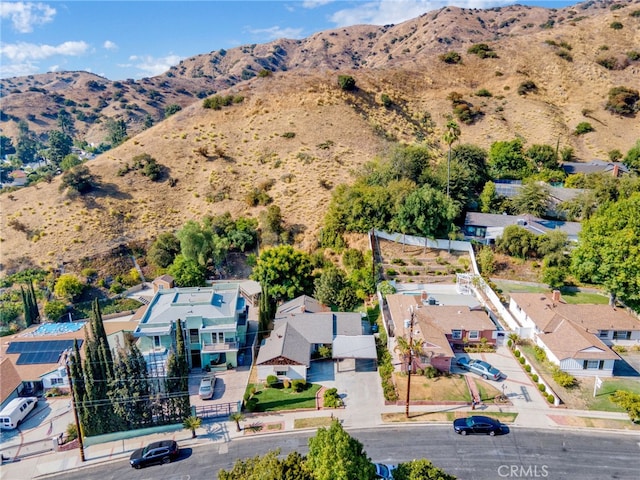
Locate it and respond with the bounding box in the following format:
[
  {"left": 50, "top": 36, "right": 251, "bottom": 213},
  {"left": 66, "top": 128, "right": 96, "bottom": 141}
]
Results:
[
  {"left": 134, "top": 282, "right": 248, "bottom": 372},
  {"left": 508, "top": 291, "right": 640, "bottom": 376}
]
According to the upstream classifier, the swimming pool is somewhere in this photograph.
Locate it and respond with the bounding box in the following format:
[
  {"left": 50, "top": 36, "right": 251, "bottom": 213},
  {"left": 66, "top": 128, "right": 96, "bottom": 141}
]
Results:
[{"left": 28, "top": 321, "right": 86, "bottom": 336}]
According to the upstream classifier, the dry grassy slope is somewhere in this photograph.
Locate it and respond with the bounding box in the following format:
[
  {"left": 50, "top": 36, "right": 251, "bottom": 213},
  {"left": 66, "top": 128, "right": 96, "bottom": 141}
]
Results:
[
  {"left": 0, "top": 72, "right": 395, "bottom": 272},
  {"left": 1, "top": 1, "right": 640, "bottom": 273}
]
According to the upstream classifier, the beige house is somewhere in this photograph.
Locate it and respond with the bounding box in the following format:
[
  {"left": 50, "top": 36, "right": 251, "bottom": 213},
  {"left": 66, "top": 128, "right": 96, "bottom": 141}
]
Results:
[{"left": 508, "top": 292, "right": 639, "bottom": 377}]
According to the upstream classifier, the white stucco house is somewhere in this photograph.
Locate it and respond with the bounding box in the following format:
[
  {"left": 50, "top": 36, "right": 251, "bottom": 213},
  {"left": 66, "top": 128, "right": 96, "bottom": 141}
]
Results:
[{"left": 508, "top": 291, "right": 640, "bottom": 377}]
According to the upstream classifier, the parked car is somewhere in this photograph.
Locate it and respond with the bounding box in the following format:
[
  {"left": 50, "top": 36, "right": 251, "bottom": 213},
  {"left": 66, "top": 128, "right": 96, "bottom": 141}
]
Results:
[
  {"left": 199, "top": 376, "right": 215, "bottom": 400},
  {"left": 453, "top": 415, "right": 504, "bottom": 436},
  {"left": 129, "top": 440, "right": 179, "bottom": 469},
  {"left": 373, "top": 462, "right": 395, "bottom": 479},
  {"left": 456, "top": 357, "right": 503, "bottom": 380}
]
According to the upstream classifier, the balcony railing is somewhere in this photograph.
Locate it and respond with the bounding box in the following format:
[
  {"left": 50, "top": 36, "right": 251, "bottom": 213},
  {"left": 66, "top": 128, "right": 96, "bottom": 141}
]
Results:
[{"left": 201, "top": 341, "right": 238, "bottom": 352}]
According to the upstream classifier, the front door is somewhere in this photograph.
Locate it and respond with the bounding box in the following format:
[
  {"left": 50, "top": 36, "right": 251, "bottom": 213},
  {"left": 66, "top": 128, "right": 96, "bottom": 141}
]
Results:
[{"left": 190, "top": 351, "right": 201, "bottom": 369}]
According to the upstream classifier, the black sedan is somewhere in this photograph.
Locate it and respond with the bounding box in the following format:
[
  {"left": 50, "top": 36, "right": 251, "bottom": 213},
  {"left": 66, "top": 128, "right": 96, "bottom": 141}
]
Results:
[
  {"left": 453, "top": 416, "right": 504, "bottom": 436},
  {"left": 129, "top": 440, "right": 179, "bottom": 469}
]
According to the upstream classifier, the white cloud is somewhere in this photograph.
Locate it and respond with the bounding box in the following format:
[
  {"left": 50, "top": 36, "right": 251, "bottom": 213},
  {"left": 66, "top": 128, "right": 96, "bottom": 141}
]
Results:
[
  {"left": 329, "top": 0, "right": 513, "bottom": 27},
  {"left": 0, "top": 40, "right": 89, "bottom": 62},
  {"left": 127, "top": 54, "right": 182, "bottom": 77},
  {"left": 0, "top": 1, "right": 56, "bottom": 33},
  {"left": 248, "top": 26, "right": 305, "bottom": 40},
  {"left": 302, "top": 0, "right": 335, "bottom": 8},
  {"left": 0, "top": 61, "right": 39, "bottom": 78},
  {"left": 103, "top": 40, "right": 118, "bottom": 51}
]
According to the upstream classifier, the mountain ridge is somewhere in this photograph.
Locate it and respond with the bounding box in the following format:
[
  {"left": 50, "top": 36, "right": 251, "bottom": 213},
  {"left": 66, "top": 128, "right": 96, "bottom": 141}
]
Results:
[{"left": 1, "top": 0, "right": 639, "bottom": 274}]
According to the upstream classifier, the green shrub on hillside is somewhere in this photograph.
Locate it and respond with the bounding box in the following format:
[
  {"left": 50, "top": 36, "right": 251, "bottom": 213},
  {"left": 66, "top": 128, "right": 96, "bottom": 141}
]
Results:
[
  {"left": 606, "top": 86, "right": 639, "bottom": 115},
  {"left": 518, "top": 80, "right": 538, "bottom": 95},
  {"left": 610, "top": 21, "right": 623, "bottom": 29},
  {"left": 574, "top": 122, "right": 594, "bottom": 135},
  {"left": 439, "top": 51, "right": 462, "bottom": 64},
  {"left": 337, "top": 75, "right": 356, "bottom": 91},
  {"left": 467, "top": 43, "right": 498, "bottom": 58}
]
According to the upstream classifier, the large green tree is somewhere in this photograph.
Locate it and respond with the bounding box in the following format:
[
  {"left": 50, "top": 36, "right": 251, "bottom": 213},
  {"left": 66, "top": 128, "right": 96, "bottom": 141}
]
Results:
[
  {"left": 306, "top": 420, "right": 376, "bottom": 480},
  {"left": 148, "top": 232, "right": 181, "bottom": 268},
  {"left": 393, "top": 459, "right": 457, "bottom": 480},
  {"left": 47, "top": 130, "right": 73, "bottom": 165},
  {"left": 219, "top": 450, "right": 311, "bottom": 480},
  {"left": 168, "top": 254, "right": 207, "bottom": 287},
  {"left": 53, "top": 273, "right": 84, "bottom": 300},
  {"left": 571, "top": 193, "right": 640, "bottom": 305},
  {"left": 510, "top": 181, "right": 551, "bottom": 217},
  {"left": 488, "top": 139, "right": 531, "bottom": 179},
  {"left": 396, "top": 186, "right": 460, "bottom": 242},
  {"left": 250, "top": 245, "right": 315, "bottom": 303},
  {"left": 314, "top": 267, "right": 358, "bottom": 311},
  {"left": 623, "top": 139, "right": 640, "bottom": 173}
]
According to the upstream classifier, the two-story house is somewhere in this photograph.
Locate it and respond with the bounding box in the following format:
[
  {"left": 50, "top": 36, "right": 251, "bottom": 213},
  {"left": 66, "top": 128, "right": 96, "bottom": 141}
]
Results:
[{"left": 134, "top": 282, "right": 248, "bottom": 372}]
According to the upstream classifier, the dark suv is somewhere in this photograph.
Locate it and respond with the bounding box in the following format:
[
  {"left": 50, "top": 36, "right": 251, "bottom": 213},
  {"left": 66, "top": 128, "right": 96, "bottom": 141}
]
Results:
[{"left": 129, "top": 440, "right": 179, "bottom": 469}]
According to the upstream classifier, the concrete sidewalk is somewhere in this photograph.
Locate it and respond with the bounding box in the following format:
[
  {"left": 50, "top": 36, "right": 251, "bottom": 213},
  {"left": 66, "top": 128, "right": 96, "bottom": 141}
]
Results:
[{"left": 1, "top": 398, "right": 635, "bottom": 480}]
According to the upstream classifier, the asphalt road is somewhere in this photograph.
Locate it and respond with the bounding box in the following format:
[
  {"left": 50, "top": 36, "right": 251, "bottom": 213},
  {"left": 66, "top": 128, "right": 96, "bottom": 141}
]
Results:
[{"left": 41, "top": 426, "right": 640, "bottom": 480}]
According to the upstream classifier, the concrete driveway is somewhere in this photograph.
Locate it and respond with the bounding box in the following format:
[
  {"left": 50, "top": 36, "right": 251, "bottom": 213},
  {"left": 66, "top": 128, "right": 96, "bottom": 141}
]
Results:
[{"left": 456, "top": 346, "right": 550, "bottom": 412}]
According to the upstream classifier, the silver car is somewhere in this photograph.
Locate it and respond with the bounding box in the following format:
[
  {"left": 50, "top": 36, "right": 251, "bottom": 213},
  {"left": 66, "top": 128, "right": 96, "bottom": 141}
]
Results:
[{"left": 456, "top": 357, "right": 503, "bottom": 380}]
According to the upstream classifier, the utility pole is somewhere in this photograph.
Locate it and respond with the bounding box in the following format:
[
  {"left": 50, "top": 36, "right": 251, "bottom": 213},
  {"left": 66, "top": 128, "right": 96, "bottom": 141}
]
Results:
[
  {"left": 65, "top": 360, "right": 85, "bottom": 462},
  {"left": 405, "top": 306, "right": 414, "bottom": 418}
]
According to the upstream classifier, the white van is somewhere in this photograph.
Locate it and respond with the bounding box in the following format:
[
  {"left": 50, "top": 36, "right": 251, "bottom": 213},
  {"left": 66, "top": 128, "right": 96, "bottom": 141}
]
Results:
[{"left": 0, "top": 397, "right": 38, "bottom": 430}]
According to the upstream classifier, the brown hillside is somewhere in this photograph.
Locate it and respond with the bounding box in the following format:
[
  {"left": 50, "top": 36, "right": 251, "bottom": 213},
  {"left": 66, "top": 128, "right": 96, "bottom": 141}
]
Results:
[{"left": 1, "top": 1, "right": 640, "bottom": 273}]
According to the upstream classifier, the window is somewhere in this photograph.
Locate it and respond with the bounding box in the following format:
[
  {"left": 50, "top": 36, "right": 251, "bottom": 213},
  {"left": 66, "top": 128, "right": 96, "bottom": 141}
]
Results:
[
  {"left": 51, "top": 378, "right": 64, "bottom": 385},
  {"left": 275, "top": 369, "right": 287, "bottom": 376},
  {"left": 613, "top": 331, "right": 631, "bottom": 340},
  {"left": 583, "top": 360, "right": 604, "bottom": 370},
  {"left": 451, "top": 330, "right": 462, "bottom": 339},
  {"left": 153, "top": 336, "right": 161, "bottom": 348},
  {"left": 189, "top": 328, "right": 199, "bottom": 344},
  {"left": 468, "top": 330, "right": 479, "bottom": 340},
  {"left": 598, "top": 330, "right": 609, "bottom": 339}
]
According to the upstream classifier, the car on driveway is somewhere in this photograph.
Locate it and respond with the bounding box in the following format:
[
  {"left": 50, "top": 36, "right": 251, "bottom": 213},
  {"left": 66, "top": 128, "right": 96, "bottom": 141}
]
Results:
[
  {"left": 374, "top": 462, "right": 395, "bottom": 479},
  {"left": 456, "top": 357, "right": 503, "bottom": 380},
  {"left": 453, "top": 415, "right": 504, "bottom": 436},
  {"left": 199, "top": 376, "right": 215, "bottom": 400},
  {"left": 129, "top": 440, "right": 179, "bottom": 469}
]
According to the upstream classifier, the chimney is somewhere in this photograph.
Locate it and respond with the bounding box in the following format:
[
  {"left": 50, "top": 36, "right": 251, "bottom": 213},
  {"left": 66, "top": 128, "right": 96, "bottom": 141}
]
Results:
[
  {"left": 612, "top": 164, "right": 619, "bottom": 177},
  {"left": 551, "top": 290, "right": 561, "bottom": 304},
  {"left": 421, "top": 291, "right": 428, "bottom": 301},
  {"left": 300, "top": 305, "right": 306, "bottom": 313}
]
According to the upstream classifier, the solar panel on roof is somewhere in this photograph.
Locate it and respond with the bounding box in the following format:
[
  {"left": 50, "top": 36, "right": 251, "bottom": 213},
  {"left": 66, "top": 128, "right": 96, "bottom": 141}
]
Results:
[
  {"left": 7, "top": 339, "right": 82, "bottom": 364},
  {"left": 6, "top": 339, "right": 79, "bottom": 354},
  {"left": 16, "top": 351, "right": 63, "bottom": 365}
]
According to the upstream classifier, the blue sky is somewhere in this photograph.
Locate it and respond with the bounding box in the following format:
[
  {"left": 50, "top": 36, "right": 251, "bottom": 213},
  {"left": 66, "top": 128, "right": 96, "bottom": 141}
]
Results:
[{"left": 0, "top": 0, "right": 577, "bottom": 81}]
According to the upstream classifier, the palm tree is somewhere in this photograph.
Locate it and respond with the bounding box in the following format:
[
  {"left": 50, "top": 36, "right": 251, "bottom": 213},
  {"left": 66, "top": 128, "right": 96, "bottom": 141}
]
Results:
[
  {"left": 442, "top": 120, "right": 461, "bottom": 199},
  {"left": 183, "top": 415, "right": 202, "bottom": 438},
  {"left": 394, "top": 336, "right": 425, "bottom": 373},
  {"left": 229, "top": 411, "right": 245, "bottom": 432},
  {"left": 442, "top": 119, "right": 461, "bottom": 252}
]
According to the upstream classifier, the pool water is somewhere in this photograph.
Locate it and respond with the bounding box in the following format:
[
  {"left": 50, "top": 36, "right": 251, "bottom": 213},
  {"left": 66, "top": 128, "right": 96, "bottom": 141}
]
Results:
[{"left": 29, "top": 321, "right": 86, "bottom": 336}]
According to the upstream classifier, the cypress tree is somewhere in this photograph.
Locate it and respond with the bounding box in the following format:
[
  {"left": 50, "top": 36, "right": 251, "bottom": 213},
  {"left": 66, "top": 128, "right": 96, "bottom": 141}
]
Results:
[
  {"left": 28, "top": 281, "right": 40, "bottom": 324},
  {"left": 21, "top": 286, "right": 32, "bottom": 327}
]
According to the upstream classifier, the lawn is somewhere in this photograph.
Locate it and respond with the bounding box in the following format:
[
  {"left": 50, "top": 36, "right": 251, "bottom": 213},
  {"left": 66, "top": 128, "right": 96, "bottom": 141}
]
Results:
[
  {"left": 244, "top": 383, "right": 321, "bottom": 412},
  {"left": 492, "top": 280, "right": 609, "bottom": 305},
  {"left": 519, "top": 344, "right": 640, "bottom": 411},
  {"left": 394, "top": 373, "right": 471, "bottom": 402}
]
